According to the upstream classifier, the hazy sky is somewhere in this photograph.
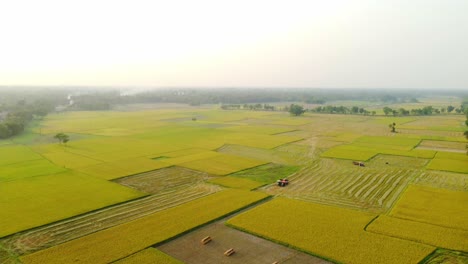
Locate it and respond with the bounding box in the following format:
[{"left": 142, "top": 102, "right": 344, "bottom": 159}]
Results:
[{"left": 0, "top": 0, "right": 467, "bottom": 89}]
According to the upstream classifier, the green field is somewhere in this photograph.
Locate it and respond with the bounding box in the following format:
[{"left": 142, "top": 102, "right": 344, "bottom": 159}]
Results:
[
  {"left": 0, "top": 171, "right": 144, "bottom": 237},
  {"left": 1, "top": 106, "right": 467, "bottom": 264}
]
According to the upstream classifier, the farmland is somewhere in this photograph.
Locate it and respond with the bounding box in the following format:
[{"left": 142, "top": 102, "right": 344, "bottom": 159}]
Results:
[{"left": 1, "top": 101, "right": 467, "bottom": 264}]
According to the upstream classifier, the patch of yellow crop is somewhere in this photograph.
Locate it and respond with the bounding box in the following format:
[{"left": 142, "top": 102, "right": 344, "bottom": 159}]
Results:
[
  {"left": 224, "top": 133, "right": 303, "bottom": 149},
  {"left": 367, "top": 215, "right": 468, "bottom": 251},
  {"left": 434, "top": 152, "right": 468, "bottom": 161},
  {"left": 114, "top": 248, "right": 183, "bottom": 264},
  {"left": 321, "top": 146, "right": 376, "bottom": 161},
  {"left": 0, "top": 171, "right": 144, "bottom": 237},
  {"left": 42, "top": 151, "right": 102, "bottom": 169},
  {"left": 179, "top": 154, "right": 267, "bottom": 175},
  {"left": 265, "top": 117, "right": 313, "bottom": 126},
  {"left": 427, "top": 159, "right": 468, "bottom": 173},
  {"left": 219, "top": 125, "right": 295, "bottom": 135},
  {"left": 217, "top": 144, "right": 304, "bottom": 165},
  {"left": 390, "top": 185, "right": 468, "bottom": 230},
  {"left": 77, "top": 158, "right": 171, "bottom": 180},
  {"left": 159, "top": 148, "right": 207, "bottom": 158},
  {"left": 20, "top": 190, "right": 269, "bottom": 264},
  {"left": 160, "top": 151, "right": 220, "bottom": 165},
  {"left": 208, "top": 176, "right": 264, "bottom": 190},
  {"left": 354, "top": 136, "right": 421, "bottom": 147},
  {"left": 227, "top": 198, "right": 434, "bottom": 264}
]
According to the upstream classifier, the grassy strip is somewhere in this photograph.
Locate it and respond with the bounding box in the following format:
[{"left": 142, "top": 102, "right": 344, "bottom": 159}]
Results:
[{"left": 21, "top": 190, "right": 269, "bottom": 264}]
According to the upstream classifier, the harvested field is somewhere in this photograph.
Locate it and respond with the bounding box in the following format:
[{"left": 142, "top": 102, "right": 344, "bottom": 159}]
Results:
[
  {"left": 412, "top": 171, "right": 468, "bottom": 191},
  {"left": 229, "top": 163, "right": 301, "bottom": 185},
  {"left": 157, "top": 219, "right": 331, "bottom": 264},
  {"left": 114, "top": 166, "right": 212, "bottom": 194},
  {"left": 424, "top": 249, "right": 468, "bottom": 264},
  {"left": 367, "top": 154, "right": 429, "bottom": 169},
  {"left": 263, "top": 158, "right": 418, "bottom": 212},
  {"left": 20, "top": 190, "right": 269, "bottom": 264},
  {"left": 0, "top": 175, "right": 220, "bottom": 258}
]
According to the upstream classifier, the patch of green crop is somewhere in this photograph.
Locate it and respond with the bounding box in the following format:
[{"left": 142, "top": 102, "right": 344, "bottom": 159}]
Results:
[{"left": 0, "top": 171, "right": 144, "bottom": 237}]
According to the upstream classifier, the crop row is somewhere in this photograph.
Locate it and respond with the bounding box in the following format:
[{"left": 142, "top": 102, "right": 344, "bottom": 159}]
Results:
[
  {"left": 264, "top": 158, "right": 418, "bottom": 212},
  {"left": 20, "top": 190, "right": 269, "bottom": 264},
  {"left": 1, "top": 182, "right": 220, "bottom": 256}
]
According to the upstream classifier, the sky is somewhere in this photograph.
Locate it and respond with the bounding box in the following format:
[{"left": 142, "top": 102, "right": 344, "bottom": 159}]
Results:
[{"left": 0, "top": 0, "right": 467, "bottom": 89}]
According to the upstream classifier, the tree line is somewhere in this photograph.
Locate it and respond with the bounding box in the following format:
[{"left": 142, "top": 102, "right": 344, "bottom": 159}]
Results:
[{"left": 0, "top": 100, "right": 55, "bottom": 139}]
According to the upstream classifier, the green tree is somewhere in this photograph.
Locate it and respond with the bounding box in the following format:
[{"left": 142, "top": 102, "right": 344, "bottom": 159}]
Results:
[
  {"left": 389, "top": 122, "right": 396, "bottom": 133},
  {"left": 383, "top": 107, "right": 392, "bottom": 116},
  {"left": 54, "top": 133, "right": 70, "bottom": 145},
  {"left": 447, "top": 105, "right": 455, "bottom": 113},
  {"left": 289, "top": 104, "right": 305, "bottom": 116}
]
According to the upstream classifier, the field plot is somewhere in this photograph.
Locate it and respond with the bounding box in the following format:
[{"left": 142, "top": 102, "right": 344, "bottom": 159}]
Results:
[
  {"left": 418, "top": 139, "right": 467, "bottom": 152},
  {"left": 227, "top": 197, "right": 434, "bottom": 264},
  {"left": 113, "top": 248, "right": 183, "bottom": 264},
  {"left": 229, "top": 163, "right": 301, "bottom": 184},
  {"left": 413, "top": 170, "right": 468, "bottom": 191},
  {"left": 367, "top": 185, "right": 468, "bottom": 251},
  {"left": 20, "top": 190, "right": 269, "bottom": 264},
  {"left": 74, "top": 156, "right": 171, "bottom": 180},
  {"left": 367, "top": 154, "right": 429, "bottom": 169},
  {"left": 223, "top": 133, "right": 304, "bottom": 149},
  {"left": 218, "top": 144, "right": 309, "bottom": 165},
  {"left": 218, "top": 124, "right": 296, "bottom": 135},
  {"left": 427, "top": 152, "right": 468, "bottom": 173},
  {"left": 114, "top": 166, "right": 212, "bottom": 194},
  {"left": 263, "top": 158, "right": 418, "bottom": 212},
  {"left": 367, "top": 215, "right": 468, "bottom": 251},
  {"left": 399, "top": 115, "right": 466, "bottom": 132},
  {"left": 158, "top": 219, "right": 331, "bottom": 264},
  {"left": 178, "top": 153, "right": 267, "bottom": 175},
  {"left": 0, "top": 171, "right": 144, "bottom": 238},
  {"left": 0, "top": 159, "right": 66, "bottom": 182},
  {"left": 208, "top": 176, "right": 264, "bottom": 190},
  {"left": 0, "top": 145, "right": 42, "bottom": 166},
  {"left": 424, "top": 249, "right": 468, "bottom": 264},
  {"left": 321, "top": 141, "right": 435, "bottom": 160},
  {"left": 41, "top": 151, "right": 102, "bottom": 169},
  {"left": 389, "top": 185, "right": 468, "bottom": 230},
  {"left": 1, "top": 169, "right": 219, "bottom": 258}
]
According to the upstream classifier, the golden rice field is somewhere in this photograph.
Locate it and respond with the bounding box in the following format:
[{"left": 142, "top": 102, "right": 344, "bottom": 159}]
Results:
[
  {"left": 367, "top": 215, "right": 468, "bottom": 251},
  {"left": 113, "top": 248, "right": 183, "bottom": 264},
  {"left": 20, "top": 190, "right": 269, "bottom": 264},
  {"left": 1, "top": 106, "right": 467, "bottom": 264},
  {"left": 227, "top": 197, "right": 435, "bottom": 264},
  {"left": 389, "top": 185, "right": 468, "bottom": 230}
]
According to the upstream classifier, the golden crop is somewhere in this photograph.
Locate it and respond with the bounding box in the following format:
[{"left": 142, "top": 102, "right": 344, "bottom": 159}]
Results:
[
  {"left": 20, "top": 190, "right": 269, "bottom": 264},
  {"left": 227, "top": 197, "right": 434, "bottom": 264}
]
